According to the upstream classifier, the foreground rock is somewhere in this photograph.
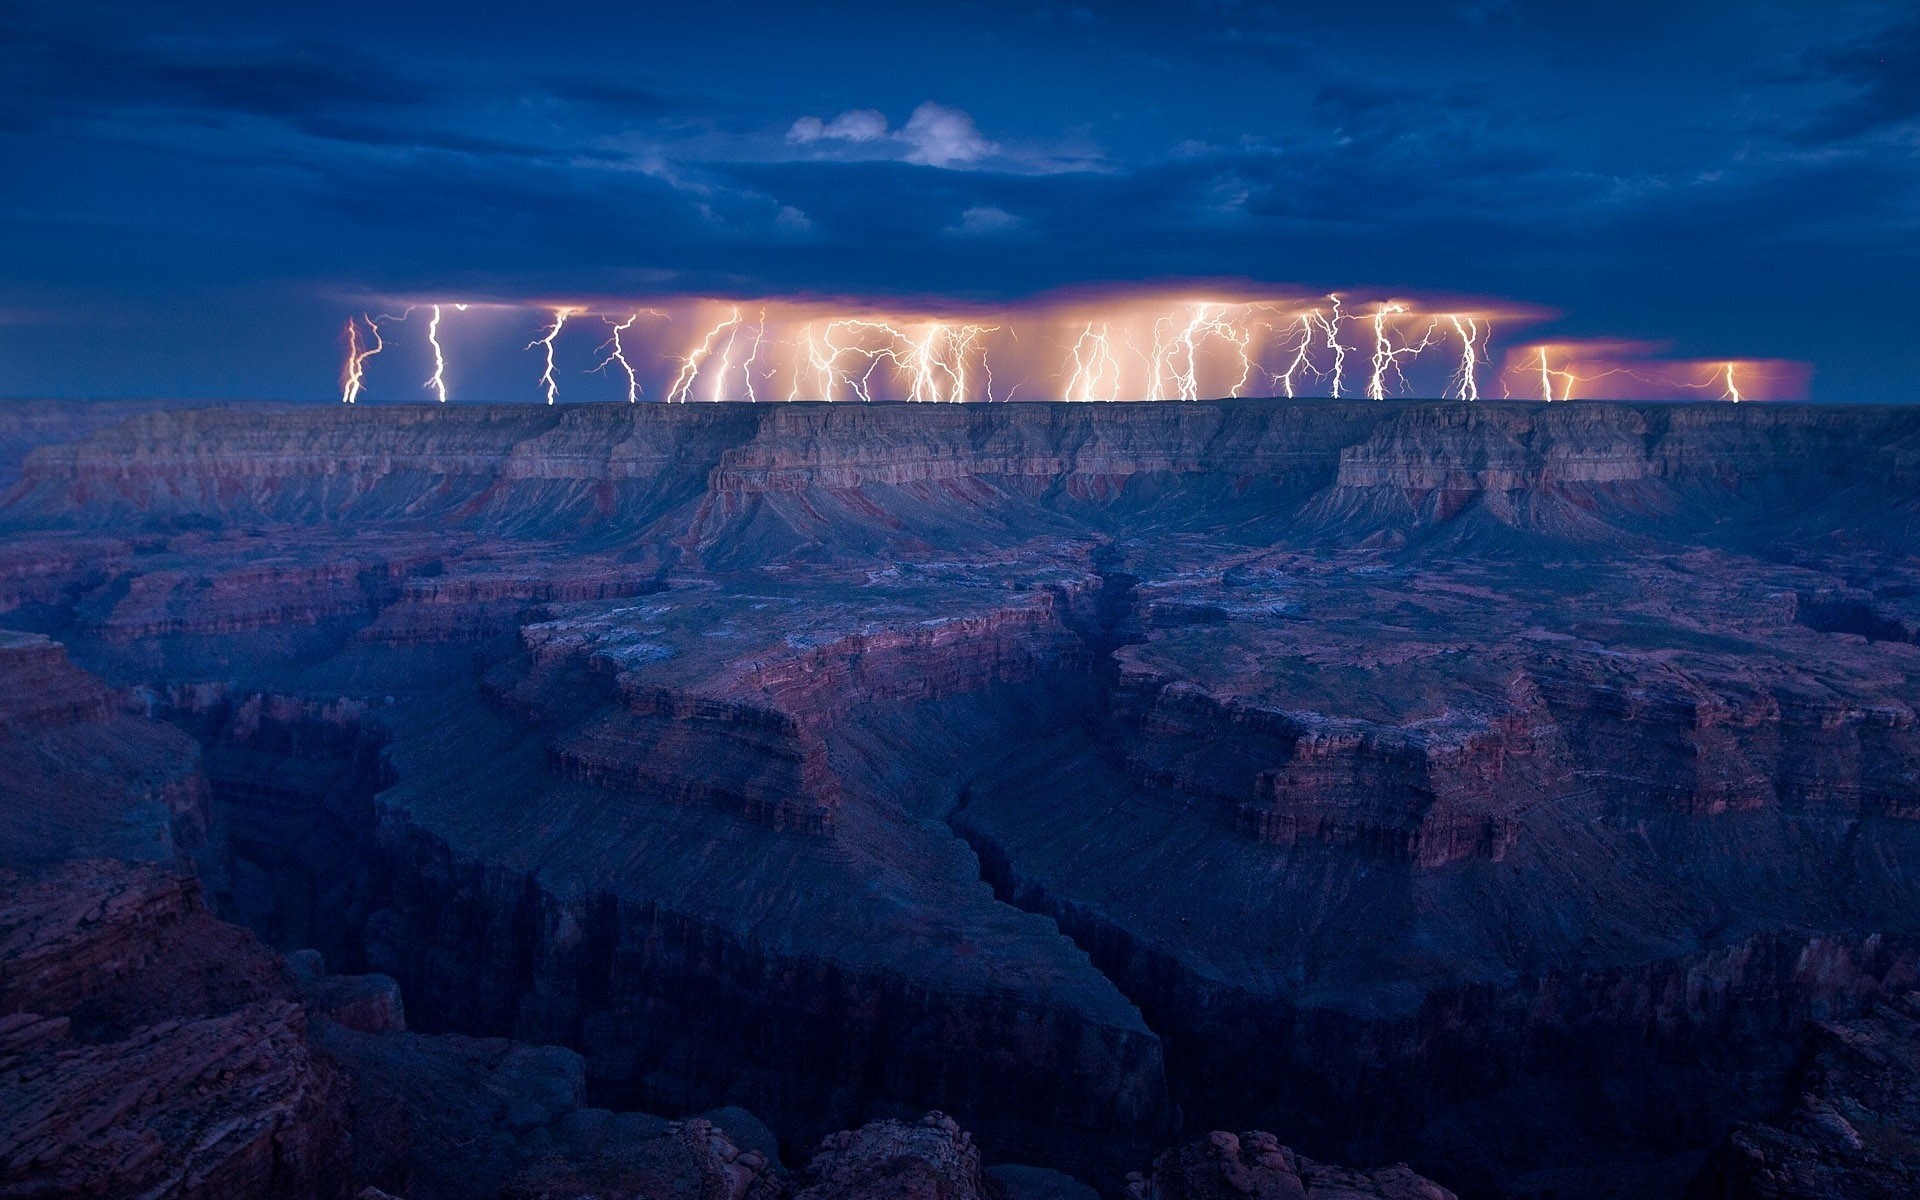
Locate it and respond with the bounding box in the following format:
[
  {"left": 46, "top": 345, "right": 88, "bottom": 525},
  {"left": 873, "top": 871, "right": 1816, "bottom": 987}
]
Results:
[
  {"left": 505, "top": 1117, "right": 782, "bottom": 1200},
  {"left": 0, "top": 1001, "right": 348, "bottom": 1199},
  {"left": 1127, "top": 1130, "right": 1455, "bottom": 1200},
  {"left": 793, "top": 1112, "right": 989, "bottom": 1200},
  {"left": 0, "top": 861, "right": 346, "bottom": 1200},
  {"left": 1690, "top": 992, "right": 1920, "bottom": 1199}
]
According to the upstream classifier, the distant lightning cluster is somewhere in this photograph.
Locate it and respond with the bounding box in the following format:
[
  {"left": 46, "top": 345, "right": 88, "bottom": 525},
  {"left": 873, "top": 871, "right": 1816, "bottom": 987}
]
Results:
[{"left": 336, "top": 289, "right": 1803, "bottom": 405}]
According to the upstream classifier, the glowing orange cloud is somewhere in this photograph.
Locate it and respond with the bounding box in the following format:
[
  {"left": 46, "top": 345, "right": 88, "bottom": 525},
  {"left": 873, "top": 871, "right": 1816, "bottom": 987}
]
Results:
[
  {"left": 1501, "top": 341, "right": 1810, "bottom": 402},
  {"left": 334, "top": 285, "right": 1803, "bottom": 404}
]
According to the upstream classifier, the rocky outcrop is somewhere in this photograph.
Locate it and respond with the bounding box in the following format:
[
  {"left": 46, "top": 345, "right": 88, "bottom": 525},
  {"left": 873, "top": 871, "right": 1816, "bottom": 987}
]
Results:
[
  {"left": 1127, "top": 1130, "right": 1455, "bottom": 1200},
  {"left": 793, "top": 1112, "right": 988, "bottom": 1200},
  {"left": 0, "top": 861, "right": 288, "bottom": 1036},
  {"left": 505, "top": 1117, "right": 783, "bottom": 1200},
  {"left": 0, "top": 631, "right": 110, "bottom": 729},
  {"left": 10, "top": 401, "right": 1919, "bottom": 551},
  {"left": 1688, "top": 992, "right": 1920, "bottom": 1199},
  {"left": 0, "top": 860, "right": 348, "bottom": 1200},
  {"left": 0, "top": 634, "right": 216, "bottom": 872},
  {"left": 0, "top": 999, "right": 349, "bottom": 1200}
]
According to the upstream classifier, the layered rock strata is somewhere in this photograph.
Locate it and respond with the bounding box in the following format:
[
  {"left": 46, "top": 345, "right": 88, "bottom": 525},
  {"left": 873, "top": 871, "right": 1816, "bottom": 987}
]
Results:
[{"left": 4, "top": 398, "right": 1920, "bottom": 1198}]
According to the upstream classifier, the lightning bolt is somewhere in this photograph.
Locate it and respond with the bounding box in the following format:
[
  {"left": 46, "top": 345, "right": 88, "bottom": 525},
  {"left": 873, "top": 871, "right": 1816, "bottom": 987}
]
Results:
[
  {"left": 1447, "top": 316, "right": 1486, "bottom": 402},
  {"left": 1537, "top": 346, "right": 1562, "bottom": 401},
  {"left": 1529, "top": 347, "right": 1630, "bottom": 402},
  {"left": 528, "top": 308, "right": 577, "bottom": 405},
  {"left": 741, "top": 312, "right": 769, "bottom": 402},
  {"left": 424, "top": 304, "right": 450, "bottom": 402},
  {"left": 791, "top": 324, "right": 835, "bottom": 401},
  {"left": 1063, "top": 322, "right": 1122, "bottom": 401},
  {"left": 1315, "top": 295, "right": 1349, "bottom": 398},
  {"left": 1271, "top": 312, "right": 1321, "bottom": 399},
  {"left": 1366, "top": 303, "right": 1439, "bottom": 400},
  {"left": 1721, "top": 362, "right": 1742, "bottom": 403},
  {"left": 901, "top": 321, "right": 996, "bottom": 402},
  {"left": 667, "top": 308, "right": 742, "bottom": 403},
  {"left": 596, "top": 314, "right": 643, "bottom": 403},
  {"left": 705, "top": 312, "right": 768, "bottom": 403},
  {"left": 340, "top": 314, "right": 385, "bottom": 404},
  {"left": 1148, "top": 304, "right": 1255, "bottom": 401}
]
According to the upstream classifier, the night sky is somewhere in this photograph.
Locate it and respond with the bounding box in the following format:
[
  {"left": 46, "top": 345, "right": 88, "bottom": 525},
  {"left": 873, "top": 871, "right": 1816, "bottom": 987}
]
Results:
[{"left": 2, "top": 0, "right": 1916, "bottom": 403}]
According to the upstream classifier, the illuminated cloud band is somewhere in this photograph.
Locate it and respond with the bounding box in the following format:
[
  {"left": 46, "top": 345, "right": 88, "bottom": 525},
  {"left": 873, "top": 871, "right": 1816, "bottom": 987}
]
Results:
[{"left": 337, "top": 287, "right": 1806, "bottom": 405}]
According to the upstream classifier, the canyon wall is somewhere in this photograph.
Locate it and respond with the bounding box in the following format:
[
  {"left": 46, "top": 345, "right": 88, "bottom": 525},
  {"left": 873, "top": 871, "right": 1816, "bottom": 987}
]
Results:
[{"left": 4, "top": 398, "right": 1920, "bottom": 1199}]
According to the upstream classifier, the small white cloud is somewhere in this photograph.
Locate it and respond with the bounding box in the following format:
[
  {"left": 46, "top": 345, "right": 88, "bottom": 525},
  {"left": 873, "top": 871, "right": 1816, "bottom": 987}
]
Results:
[
  {"left": 787, "top": 108, "right": 890, "bottom": 145},
  {"left": 786, "top": 101, "right": 1000, "bottom": 171},
  {"left": 948, "top": 205, "right": 1024, "bottom": 237},
  {"left": 901, "top": 102, "right": 996, "bottom": 167},
  {"left": 775, "top": 204, "right": 814, "bottom": 233}
]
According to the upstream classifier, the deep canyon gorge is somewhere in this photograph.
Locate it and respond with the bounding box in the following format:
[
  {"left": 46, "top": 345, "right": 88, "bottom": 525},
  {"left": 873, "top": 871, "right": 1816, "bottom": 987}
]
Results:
[{"left": 4, "top": 397, "right": 1919, "bottom": 1200}]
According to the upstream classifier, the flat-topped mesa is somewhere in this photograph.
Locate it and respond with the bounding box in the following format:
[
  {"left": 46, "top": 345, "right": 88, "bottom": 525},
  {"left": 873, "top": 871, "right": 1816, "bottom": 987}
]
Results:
[
  {"left": 0, "top": 631, "right": 110, "bottom": 730},
  {"left": 1528, "top": 660, "right": 1920, "bottom": 819},
  {"left": 85, "top": 553, "right": 443, "bottom": 640},
  {"left": 553, "top": 696, "right": 831, "bottom": 835},
  {"left": 12, "top": 402, "right": 1920, "bottom": 550},
  {"left": 1116, "top": 676, "right": 1534, "bottom": 869},
  {"left": 534, "top": 590, "right": 1085, "bottom": 836},
  {"left": 3, "top": 403, "right": 760, "bottom": 527},
  {"left": 733, "top": 604, "right": 1084, "bottom": 706},
  {"left": 1246, "top": 721, "right": 1526, "bottom": 869}
]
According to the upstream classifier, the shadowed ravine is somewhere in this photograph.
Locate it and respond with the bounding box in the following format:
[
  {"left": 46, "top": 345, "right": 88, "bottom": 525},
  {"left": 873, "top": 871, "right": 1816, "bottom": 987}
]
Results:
[{"left": 5, "top": 398, "right": 1920, "bottom": 1199}]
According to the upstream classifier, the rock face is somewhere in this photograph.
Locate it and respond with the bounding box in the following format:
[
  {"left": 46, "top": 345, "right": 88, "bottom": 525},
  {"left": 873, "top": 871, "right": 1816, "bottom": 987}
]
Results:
[
  {"left": 1689, "top": 992, "right": 1920, "bottom": 1199},
  {"left": 5, "top": 398, "right": 1920, "bottom": 1198},
  {"left": 1128, "top": 1130, "right": 1456, "bottom": 1200},
  {"left": 0, "top": 632, "right": 214, "bottom": 871},
  {"left": 794, "top": 1112, "right": 989, "bottom": 1200},
  {"left": 0, "top": 1000, "right": 348, "bottom": 1200},
  {"left": 505, "top": 1117, "right": 783, "bottom": 1200},
  {"left": 0, "top": 860, "right": 348, "bottom": 1200}
]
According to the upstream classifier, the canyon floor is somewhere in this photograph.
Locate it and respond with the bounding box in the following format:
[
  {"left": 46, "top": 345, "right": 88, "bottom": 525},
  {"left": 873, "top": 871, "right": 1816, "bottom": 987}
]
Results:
[{"left": 3, "top": 397, "right": 1919, "bottom": 1200}]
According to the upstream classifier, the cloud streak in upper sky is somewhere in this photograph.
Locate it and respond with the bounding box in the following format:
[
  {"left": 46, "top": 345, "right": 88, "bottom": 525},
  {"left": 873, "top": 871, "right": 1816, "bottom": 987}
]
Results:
[{"left": 788, "top": 102, "right": 999, "bottom": 168}]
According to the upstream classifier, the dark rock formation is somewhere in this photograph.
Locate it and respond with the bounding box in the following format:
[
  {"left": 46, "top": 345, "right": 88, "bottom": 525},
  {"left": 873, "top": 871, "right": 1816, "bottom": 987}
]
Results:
[
  {"left": 0, "top": 999, "right": 350, "bottom": 1200},
  {"left": 1127, "top": 1130, "right": 1455, "bottom": 1199},
  {"left": 1689, "top": 992, "right": 1920, "bottom": 1199},
  {"left": 793, "top": 1112, "right": 989, "bottom": 1200},
  {"left": 0, "top": 860, "right": 348, "bottom": 1200},
  {"left": 505, "top": 1117, "right": 783, "bottom": 1200},
  {"left": 6, "top": 398, "right": 1920, "bottom": 1198},
  {"left": 0, "top": 632, "right": 214, "bottom": 870}
]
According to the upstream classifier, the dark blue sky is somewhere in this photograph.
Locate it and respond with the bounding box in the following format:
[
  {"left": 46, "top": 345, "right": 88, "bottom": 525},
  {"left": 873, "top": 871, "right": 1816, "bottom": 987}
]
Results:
[{"left": 2, "top": 0, "right": 1916, "bottom": 402}]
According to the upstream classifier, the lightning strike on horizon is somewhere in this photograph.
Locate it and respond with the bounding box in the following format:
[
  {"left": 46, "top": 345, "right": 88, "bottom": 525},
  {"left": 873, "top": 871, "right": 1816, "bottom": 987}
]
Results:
[
  {"left": 528, "top": 308, "right": 576, "bottom": 405},
  {"left": 742, "top": 313, "right": 769, "bottom": 402},
  {"left": 1537, "top": 346, "right": 1563, "bottom": 401},
  {"left": 340, "top": 315, "right": 384, "bottom": 404},
  {"left": 1274, "top": 313, "right": 1321, "bottom": 399},
  {"left": 1366, "top": 304, "right": 1439, "bottom": 401},
  {"left": 1528, "top": 347, "right": 1631, "bottom": 402},
  {"left": 792, "top": 324, "right": 834, "bottom": 401},
  {"left": 1315, "top": 295, "right": 1350, "bottom": 398},
  {"left": 596, "top": 314, "right": 643, "bottom": 402},
  {"left": 1148, "top": 304, "right": 1255, "bottom": 401},
  {"left": 1448, "top": 316, "right": 1485, "bottom": 402},
  {"left": 1064, "top": 323, "right": 1123, "bottom": 402},
  {"left": 706, "top": 313, "right": 769, "bottom": 403},
  {"left": 901, "top": 321, "right": 996, "bottom": 402},
  {"left": 425, "top": 305, "right": 449, "bottom": 402},
  {"left": 668, "top": 308, "right": 743, "bottom": 403},
  {"left": 330, "top": 293, "right": 1778, "bottom": 405}
]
